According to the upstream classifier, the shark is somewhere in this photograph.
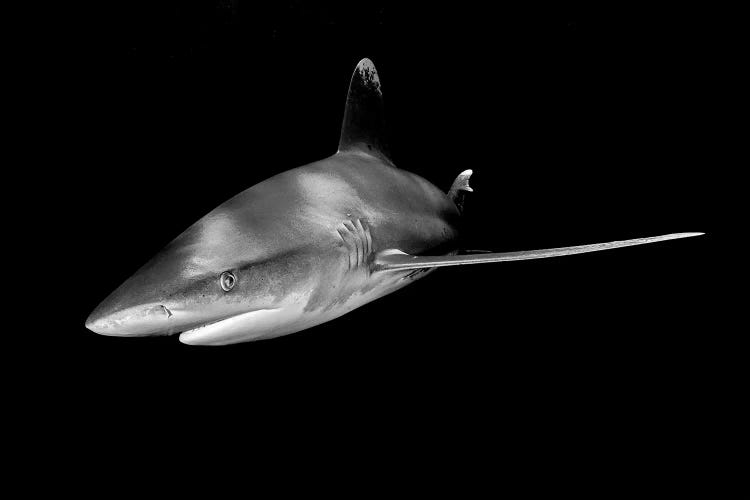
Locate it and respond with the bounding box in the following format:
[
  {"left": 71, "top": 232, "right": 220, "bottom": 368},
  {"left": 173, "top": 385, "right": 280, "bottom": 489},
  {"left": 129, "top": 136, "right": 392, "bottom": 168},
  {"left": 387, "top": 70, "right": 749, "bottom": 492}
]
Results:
[{"left": 85, "top": 58, "right": 702, "bottom": 346}]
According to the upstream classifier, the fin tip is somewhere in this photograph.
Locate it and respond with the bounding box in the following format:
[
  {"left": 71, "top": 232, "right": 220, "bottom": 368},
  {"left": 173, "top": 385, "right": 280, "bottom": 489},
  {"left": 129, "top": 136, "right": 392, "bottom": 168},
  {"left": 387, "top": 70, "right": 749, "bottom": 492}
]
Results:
[
  {"left": 354, "top": 58, "right": 380, "bottom": 87},
  {"left": 357, "top": 57, "right": 375, "bottom": 68}
]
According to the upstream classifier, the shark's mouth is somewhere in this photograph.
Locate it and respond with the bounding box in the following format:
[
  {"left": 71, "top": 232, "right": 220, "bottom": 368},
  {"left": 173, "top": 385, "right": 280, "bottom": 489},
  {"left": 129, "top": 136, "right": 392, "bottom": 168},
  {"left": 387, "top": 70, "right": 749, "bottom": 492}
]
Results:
[{"left": 178, "top": 307, "right": 285, "bottom": 346}]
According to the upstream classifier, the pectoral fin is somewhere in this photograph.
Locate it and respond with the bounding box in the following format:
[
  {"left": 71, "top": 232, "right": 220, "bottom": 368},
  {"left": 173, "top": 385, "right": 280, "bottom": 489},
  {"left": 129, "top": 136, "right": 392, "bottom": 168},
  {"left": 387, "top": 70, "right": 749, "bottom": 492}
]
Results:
[{"left": 373, "top": 233, "right": 703, "bottom": 272}]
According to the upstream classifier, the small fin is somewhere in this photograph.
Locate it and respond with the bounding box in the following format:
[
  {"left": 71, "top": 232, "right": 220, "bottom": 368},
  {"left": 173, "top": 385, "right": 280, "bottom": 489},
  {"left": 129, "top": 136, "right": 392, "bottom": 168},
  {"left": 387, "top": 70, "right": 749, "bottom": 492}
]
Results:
[
  {"left": 373, "top": 233, "right": 704, "bottom": 272},
  {"left": 448, "top": 169, "right": 473, "bottom": 214},
  {"left": 337, "top": 58, "right": 394, "bottom": 165}
]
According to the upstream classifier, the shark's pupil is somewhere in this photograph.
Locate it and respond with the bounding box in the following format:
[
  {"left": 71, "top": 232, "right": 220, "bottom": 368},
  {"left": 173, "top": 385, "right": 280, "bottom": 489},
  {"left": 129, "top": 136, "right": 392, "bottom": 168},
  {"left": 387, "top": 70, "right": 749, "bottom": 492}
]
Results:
[{"left": 220, "top": 271, "right": 236, "bottom": 291}]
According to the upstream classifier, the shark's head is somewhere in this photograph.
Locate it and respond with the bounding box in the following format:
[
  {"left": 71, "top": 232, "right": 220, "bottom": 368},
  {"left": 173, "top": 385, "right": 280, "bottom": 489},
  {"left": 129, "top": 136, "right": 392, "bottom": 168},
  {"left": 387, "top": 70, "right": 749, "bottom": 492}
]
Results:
[{"left": 85, "top": 203, "right": 323, "bottom": 345}]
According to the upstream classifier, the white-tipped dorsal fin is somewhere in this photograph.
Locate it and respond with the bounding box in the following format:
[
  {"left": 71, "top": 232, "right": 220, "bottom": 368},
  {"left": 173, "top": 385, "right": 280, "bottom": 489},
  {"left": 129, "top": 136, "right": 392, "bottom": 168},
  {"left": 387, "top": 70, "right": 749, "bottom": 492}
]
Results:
[
  {"left": 337, "top": 58, "right": 394, "bottom": 166},
  {"left": 373, "top": 233, "right": 704, "bottom": 272}
]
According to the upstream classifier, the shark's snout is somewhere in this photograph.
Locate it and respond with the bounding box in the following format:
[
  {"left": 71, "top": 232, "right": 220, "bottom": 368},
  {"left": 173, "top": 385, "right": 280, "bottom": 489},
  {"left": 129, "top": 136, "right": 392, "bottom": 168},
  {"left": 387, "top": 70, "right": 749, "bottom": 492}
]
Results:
[{"left": 85, "top": 303, "right": 175, "bottom": 337}]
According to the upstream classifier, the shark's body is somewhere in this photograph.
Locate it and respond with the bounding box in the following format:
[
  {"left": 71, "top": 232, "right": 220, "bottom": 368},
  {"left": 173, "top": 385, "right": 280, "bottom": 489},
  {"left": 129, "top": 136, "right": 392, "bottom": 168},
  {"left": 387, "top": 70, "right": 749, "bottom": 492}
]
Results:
[
  {"left": 86, "top": 59, "right": 701, "bottom": 345},
  {"left": 88, "top": 150, "right": 458, "bottom": 344}
]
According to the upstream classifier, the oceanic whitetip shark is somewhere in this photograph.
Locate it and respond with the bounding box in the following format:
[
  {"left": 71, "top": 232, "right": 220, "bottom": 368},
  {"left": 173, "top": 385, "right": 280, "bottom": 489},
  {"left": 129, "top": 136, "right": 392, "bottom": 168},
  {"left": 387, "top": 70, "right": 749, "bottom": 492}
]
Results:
[{"left": 85, "top": 58, "right": 702, "bottom": 345}]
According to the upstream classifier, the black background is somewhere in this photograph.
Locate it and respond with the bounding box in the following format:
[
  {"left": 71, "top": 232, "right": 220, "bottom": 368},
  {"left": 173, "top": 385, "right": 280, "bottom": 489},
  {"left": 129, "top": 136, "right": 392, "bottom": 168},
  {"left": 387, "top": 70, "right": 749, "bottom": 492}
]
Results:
[{"left": 36, "top": 1, "right": 721, "bottom": 490}]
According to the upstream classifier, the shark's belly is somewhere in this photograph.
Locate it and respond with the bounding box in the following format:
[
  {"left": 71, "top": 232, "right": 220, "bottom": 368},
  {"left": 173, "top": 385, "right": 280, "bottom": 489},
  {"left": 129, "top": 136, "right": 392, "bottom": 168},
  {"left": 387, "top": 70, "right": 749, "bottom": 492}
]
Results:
[{"left": 283, "top": 265, "right": 437, "bottom": 340}]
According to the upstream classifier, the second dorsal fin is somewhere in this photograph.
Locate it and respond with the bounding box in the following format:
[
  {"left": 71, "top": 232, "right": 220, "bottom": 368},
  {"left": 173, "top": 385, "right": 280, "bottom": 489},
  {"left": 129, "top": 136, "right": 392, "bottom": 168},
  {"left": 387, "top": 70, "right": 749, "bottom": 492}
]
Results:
[{"left": 337, "top": 58, "right": 394, "bottom": 166}]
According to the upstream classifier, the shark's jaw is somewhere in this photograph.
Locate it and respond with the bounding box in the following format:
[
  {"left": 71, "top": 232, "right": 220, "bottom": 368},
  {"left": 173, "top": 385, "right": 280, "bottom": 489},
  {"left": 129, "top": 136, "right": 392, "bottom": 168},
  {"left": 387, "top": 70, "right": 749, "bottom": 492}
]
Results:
[
  {"left": 176, "top": 289, "right": 341, "bottom": 345},
  {"left": 85, "top": 303, "right": 297, "bottom": 345},
  {"left": 84, "top": 298, "right": 289, "bottom": 342},
  {"left": 178, "top": 307, "right": 290, "bottom": 345}
]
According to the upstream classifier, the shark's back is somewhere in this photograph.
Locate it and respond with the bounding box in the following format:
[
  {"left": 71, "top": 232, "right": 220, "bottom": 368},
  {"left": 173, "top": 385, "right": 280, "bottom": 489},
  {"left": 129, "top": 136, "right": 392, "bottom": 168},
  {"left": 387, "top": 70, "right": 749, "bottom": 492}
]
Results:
[
  {"left": 316, "top": 152, "right": 461, "bottom": 255},
  {"left": 221, "top": 151, "right": 461, "bottom": 260}
]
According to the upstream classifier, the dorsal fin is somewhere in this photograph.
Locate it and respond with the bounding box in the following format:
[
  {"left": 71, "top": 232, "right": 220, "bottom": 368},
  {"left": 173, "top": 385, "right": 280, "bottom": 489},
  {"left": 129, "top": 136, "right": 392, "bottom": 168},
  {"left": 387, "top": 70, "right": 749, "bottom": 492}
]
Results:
[{"left": 337, "top": 58, "right": 394, "bottom": 166}]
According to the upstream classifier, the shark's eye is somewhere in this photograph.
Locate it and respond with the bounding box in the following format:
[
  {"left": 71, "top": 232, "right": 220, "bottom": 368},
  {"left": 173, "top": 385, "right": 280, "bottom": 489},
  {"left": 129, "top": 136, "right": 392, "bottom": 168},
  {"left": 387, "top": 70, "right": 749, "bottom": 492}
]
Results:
[{"left": 220, "top": 271, "right": 236, "bottom": 291}]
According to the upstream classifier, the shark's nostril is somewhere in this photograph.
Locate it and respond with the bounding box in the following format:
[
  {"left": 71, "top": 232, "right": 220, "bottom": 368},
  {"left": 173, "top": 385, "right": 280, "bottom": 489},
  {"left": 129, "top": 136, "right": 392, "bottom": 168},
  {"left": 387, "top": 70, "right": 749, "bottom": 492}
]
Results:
[{"left": 161, "top": 305, "right": 173, "bottom": 318}]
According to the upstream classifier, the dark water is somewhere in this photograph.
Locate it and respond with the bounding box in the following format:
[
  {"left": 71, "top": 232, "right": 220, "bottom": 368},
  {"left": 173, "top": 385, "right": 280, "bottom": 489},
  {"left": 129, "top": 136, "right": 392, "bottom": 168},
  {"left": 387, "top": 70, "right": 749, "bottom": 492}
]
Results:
[{"left": 29, "top": 2, "right": 721, "bottom": 490}]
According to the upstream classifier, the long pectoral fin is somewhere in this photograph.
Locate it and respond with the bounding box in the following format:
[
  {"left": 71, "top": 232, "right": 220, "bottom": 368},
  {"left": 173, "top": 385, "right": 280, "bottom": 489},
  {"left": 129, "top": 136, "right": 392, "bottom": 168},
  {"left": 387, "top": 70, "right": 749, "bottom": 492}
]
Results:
[{"left": 373, "top": 233, "right": 703, "bottom": 272}]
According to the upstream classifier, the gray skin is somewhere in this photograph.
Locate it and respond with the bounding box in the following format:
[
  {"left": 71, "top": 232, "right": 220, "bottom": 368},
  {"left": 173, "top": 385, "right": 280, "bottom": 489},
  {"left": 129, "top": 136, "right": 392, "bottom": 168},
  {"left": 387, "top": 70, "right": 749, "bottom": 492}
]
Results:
[
  {"left": 85, "top": 150, "right": 462, "bottom": 344},
  {"left": 85, "top": 57, "right": 701, "bottom": 345}
]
